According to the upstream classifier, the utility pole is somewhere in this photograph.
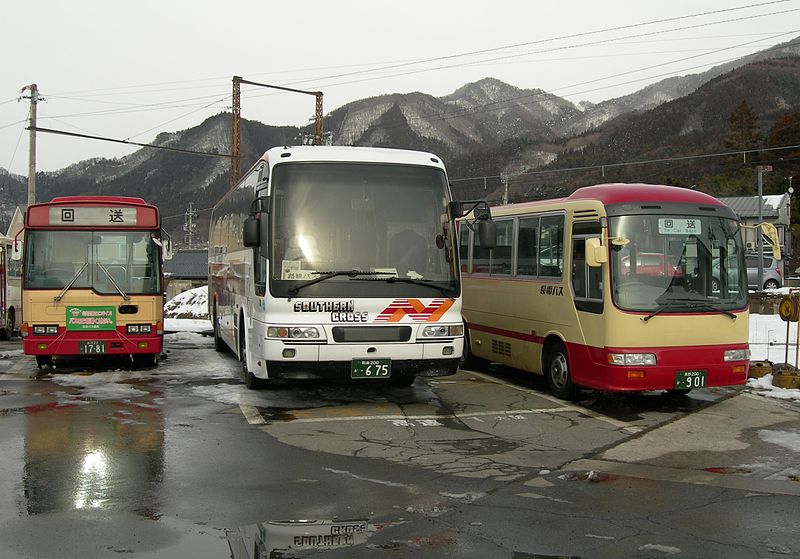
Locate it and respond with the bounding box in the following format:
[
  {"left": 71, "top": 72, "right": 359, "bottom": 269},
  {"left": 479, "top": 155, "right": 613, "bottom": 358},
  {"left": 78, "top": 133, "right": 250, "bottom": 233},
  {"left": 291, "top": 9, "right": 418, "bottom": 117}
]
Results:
[
  {"left": 756, "top": 165, "right": 772, "bottom": 290},
  {"left": 20, "top": 84, "right": 41, "bottom": 207},
  {"left": 230, "top": 76, "right": 242, "bottom": 187},
  {"left": 229, "top": 75, "right": 324, "bottom": 187},
  {"left": 183, "top": 202, "right": 198, "bottom": 249}
]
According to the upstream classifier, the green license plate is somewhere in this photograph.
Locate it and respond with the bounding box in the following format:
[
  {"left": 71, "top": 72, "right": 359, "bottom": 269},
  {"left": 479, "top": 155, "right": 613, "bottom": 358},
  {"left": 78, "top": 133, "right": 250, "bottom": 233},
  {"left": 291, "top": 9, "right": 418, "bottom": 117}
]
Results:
[
  {"left": 351, "top": 359, "right": 391, "bottom": 379},
  {"left": 675, "top": 370, "right": 706, "bottom": 390},
  {"left": 79, "top": 341, "right": 106, "bottom": 354}
]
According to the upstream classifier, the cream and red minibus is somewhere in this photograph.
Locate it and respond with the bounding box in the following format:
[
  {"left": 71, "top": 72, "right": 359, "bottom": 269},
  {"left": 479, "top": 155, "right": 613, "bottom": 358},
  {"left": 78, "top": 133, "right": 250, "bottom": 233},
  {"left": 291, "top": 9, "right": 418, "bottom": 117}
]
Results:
[{"left": 459, "top": 183, "right": 771, "bottom": 400}]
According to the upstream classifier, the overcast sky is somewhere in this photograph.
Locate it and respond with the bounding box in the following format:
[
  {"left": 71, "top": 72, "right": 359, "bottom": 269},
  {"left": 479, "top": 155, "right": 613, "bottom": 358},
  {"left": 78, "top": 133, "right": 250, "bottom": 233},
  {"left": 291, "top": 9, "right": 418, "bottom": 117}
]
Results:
[{"left": 1, "top": 0, "right": 798, "bottom": 175}]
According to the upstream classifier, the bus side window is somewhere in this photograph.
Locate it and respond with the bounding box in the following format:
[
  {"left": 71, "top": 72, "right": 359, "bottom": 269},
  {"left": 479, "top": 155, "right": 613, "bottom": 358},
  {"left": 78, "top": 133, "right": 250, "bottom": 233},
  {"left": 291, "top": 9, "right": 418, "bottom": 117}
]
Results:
[
  {"left": 517, "top": 217, "right": 539, "bottom": 276},
  {"left": 490, "top": 220, "right": 513, "bottom": 276},
  {"left": 459, "top": 226, "right": 471, "bottom": 273},
  {"left": 539, "top": 215, "right": 564, "bottom": 278}
]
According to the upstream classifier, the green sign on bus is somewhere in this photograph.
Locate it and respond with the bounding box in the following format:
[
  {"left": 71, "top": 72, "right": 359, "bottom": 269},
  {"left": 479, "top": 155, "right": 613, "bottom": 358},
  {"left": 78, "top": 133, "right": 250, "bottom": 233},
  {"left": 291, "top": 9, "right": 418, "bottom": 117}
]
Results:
[{"left": 66, "top": 306, "right": 116, "bottom": 331}]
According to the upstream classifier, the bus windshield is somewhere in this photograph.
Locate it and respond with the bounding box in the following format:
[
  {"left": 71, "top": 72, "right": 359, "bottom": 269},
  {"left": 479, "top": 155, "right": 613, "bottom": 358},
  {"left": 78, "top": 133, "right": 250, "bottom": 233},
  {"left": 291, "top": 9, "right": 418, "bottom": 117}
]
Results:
[
  {"left": 269, "top": 162, "right": 456, "bottom": 297},
  {"left": 609, "top": 214, "right": 746, "bottom": 312},
  {"left": 24, "top": 230, "right": 162, "bottom": 294}
]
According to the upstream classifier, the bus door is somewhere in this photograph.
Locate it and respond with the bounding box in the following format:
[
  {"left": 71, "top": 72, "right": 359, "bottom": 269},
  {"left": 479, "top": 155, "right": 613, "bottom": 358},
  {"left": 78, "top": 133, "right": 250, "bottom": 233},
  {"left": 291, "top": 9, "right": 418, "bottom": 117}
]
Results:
[{"left": 570, "top": 221, "right": 604, "bottom": 349}]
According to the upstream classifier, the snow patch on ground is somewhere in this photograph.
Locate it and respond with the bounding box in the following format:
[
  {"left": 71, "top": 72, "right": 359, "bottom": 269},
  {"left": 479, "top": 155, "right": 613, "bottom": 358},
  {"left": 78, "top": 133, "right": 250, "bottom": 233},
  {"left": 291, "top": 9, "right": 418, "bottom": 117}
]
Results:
[
  {"left": 757, "top": 429, "right": 800, "bottom": 452},
  {"left": 747, "top": 374, "right": 800, "bottom": 401},
  {"left": 164, "top": 319, "right": 211, "bottom": 333},
  {"left": 638, "top": 544, "right": 681, "bottom": 555},
  {"left": 50, "top": 372, "right": 150, "bottom": 401}
]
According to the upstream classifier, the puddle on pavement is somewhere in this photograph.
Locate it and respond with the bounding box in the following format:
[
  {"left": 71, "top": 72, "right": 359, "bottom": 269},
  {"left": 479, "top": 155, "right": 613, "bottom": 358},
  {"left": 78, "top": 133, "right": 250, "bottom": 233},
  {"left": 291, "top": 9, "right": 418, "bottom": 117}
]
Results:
[
  {"left": 230, "top": 519, "right": 387, "bottom": 558},
  {"left": 20, "top": 396, "right": 164, "bottom": 518}
]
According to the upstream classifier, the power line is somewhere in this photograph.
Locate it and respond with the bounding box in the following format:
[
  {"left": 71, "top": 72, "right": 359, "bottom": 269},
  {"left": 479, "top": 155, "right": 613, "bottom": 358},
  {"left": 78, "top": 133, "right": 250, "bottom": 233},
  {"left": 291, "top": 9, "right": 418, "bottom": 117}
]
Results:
[
  {"left": 449, "top": 143, "right": 800, "bottom": 184},
  {"left": 27, "top": 126, "right": 237, "bottom": 159}
]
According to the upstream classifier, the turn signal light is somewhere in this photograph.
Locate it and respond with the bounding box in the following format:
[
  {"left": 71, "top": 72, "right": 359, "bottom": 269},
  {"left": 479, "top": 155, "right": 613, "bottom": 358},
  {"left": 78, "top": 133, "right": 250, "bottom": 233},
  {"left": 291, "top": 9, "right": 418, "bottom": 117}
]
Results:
[
  {"left": 732, "top": 365, "right": 747, "bottom": 375},
  {"left": 627, "top": 370, "right": 646, "bottom": 380}
]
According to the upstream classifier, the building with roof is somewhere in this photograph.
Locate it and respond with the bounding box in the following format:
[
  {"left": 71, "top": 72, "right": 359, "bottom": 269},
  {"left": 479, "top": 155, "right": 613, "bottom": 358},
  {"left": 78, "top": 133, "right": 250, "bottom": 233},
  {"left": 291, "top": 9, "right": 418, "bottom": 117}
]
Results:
[
  {"left": 164, "top": 249, "right": 207, "bottom": 300},
  {"left": 719, "top": 194, "right": 791, "bottom": 253}
]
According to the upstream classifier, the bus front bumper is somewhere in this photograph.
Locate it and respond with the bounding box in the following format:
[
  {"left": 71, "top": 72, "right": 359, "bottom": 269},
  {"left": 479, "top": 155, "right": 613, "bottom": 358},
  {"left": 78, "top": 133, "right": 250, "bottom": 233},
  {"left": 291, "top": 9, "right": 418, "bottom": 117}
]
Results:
[
  {"left": 256, "top": 339, "right": 463, "bottom": 380},
  {"left": 23, "top": 329, "right": 163, "bottom": 358},
  {"left": 567, "top": 342, "right": 750, "bottom": 392}
]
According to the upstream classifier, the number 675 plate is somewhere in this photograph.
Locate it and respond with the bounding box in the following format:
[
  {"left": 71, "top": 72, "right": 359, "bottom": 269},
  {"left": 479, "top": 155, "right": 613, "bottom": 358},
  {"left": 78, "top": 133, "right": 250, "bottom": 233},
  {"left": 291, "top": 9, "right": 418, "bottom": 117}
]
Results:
[{"left": 351, "top": 359, "right": 391, "bottom": 379}]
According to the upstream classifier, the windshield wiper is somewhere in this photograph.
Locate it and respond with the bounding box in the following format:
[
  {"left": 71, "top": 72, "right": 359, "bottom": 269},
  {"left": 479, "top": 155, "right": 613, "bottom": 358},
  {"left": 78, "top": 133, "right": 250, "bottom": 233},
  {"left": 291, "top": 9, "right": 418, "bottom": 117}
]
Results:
[
  {"left": 97, "top": 262, "right": 130, "bottom": 301},
  {"left": 643, "top": 297, "right": 736, "bottom": 322},
  {"left": 54, "top": 262, "right": 89, "bottom": 302},
  {"left": 288, "top": 270, "right": 385, "bottom": 297},
  {"left": 380, "top": 276, "right": 455, "bottom": 298}
]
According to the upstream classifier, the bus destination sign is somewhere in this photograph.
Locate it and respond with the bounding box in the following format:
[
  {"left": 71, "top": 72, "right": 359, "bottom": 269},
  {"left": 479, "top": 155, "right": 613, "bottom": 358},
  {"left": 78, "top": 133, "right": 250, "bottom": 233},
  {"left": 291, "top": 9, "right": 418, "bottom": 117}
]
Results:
[{"left": 49, "top": 207, "right": 138, "bottom": 226}]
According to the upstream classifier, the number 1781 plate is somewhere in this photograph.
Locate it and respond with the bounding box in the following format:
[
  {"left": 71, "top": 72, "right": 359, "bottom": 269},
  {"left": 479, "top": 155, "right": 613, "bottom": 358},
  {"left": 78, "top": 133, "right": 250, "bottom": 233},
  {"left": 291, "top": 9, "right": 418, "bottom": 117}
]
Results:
[{"left": 351, "top": 359, "right": 391, "bottom": 379}]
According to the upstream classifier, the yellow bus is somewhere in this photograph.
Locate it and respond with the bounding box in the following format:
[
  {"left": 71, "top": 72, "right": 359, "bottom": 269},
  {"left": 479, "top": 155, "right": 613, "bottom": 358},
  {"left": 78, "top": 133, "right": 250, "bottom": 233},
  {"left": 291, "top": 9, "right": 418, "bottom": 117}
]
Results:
[
  {"left": 19, "top": 196, "right": 170, "bottom": 368},
  {"left": 459, "top": 183, "right": 764, "bottom": 400}
]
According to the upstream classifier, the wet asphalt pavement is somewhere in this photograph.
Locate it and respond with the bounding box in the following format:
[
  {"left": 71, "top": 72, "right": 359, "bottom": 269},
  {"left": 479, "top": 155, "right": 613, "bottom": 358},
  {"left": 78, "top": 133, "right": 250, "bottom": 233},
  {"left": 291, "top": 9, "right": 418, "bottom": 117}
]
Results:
[{"left": 0, "top": 333, "right": 798, "bottom": 558}]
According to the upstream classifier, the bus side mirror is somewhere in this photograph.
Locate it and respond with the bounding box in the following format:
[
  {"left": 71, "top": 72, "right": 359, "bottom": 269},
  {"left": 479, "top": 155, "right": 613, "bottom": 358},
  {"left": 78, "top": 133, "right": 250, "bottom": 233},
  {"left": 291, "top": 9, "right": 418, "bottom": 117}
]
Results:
[
  {"left": 243, "top": 215, "right": 260, "bottom": 248},
  {"left": 478, "top": 219, "right": 496, "bottom": 250},
  {"left": 760, "top": 223, "right": 782, "bottom": 260},
  {"left": 586, "top": 237, "right": 607, "bottom": 267},
  {"left": 448, "top": 201, "right": 462, "bottom": 220},
  {"left": 11, "top": 240, "right": 22, "bottom": 261}
]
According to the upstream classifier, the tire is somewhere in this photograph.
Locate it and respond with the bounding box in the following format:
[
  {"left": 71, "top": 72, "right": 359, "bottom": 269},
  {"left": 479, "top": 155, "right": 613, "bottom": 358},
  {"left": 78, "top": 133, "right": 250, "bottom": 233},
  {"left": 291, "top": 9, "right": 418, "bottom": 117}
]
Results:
[
  {"left": 666, "top": 388, "right": 692, "bottom": 398},
  {"left": 240, "top": 320, "right": 266, "bottom": 390},
  {"left": 390, "top": 375, "right": 416, "bottom": 387},
  {"left": 0, "top": 309, "right": 12, "bottom": 341},
  {"left": 133, "top": 353, "right": 158, "bottom": 368},
  {"left": 212, "top": 303, "right": 227, "bottom": 353},
  {"left": 764, "top": 279, "right": 780, "bottom": 290},
  {"left": 460, "top": 328, "right": 489, "bottom": 372},
  {"left": 545, "top": 341, "right": 577, "bottom": 400},
  {"left": 36, "top": 356, "right": 54, "bottom": 369}
]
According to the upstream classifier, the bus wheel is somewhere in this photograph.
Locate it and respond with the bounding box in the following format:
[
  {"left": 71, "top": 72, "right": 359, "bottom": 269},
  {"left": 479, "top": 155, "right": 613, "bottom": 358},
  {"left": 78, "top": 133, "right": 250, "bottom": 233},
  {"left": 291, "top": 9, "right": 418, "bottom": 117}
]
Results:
[
  {"left": 665, "top": 388, "right": 692, "bottom": 398},
  {"left": 390, "top": 375, "right": 416, "bottom": 387},
  {"left": 240, "top": 327, "right": 266, "bottom": 390},
  {"left": 0, "top": 309, "right": 13, "bottom": 340},
  {"left": 545, "top": 341, "right": 576, "bottom": 400},
  {"left": 460, "top": 329, "right": 489, "bottom": 372},
  {"left": 36, "top": 356, "right": 54, "bottom": 369},
  {"left": 212, "top": 304, "right": 227, "bottom": 353}
]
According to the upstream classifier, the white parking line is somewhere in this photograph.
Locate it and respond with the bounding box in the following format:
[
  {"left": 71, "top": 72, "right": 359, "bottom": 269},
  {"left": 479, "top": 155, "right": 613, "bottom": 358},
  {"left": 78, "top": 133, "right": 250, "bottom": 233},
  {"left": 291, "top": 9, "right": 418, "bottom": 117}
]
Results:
[
  {"left": 241, "top": 405, "right": 576, "bottom": 425},
  {"left": 239, "top": 404, "right": 267, "bottom": 425},
  {"left": 465, "top": 370, "right": 639, "bottom": 433}
]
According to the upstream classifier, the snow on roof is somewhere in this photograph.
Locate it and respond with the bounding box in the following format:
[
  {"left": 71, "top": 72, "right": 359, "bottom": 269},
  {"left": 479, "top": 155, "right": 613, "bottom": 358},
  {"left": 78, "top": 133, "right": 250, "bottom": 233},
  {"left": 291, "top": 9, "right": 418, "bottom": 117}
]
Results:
[{"left": 719, "top": 194, "right": 788, "bottom": 218}]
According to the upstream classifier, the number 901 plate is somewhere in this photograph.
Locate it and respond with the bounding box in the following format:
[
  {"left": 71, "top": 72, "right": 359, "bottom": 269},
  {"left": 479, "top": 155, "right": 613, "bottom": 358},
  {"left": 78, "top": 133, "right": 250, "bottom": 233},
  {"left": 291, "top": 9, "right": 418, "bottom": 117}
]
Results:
[{"left": 674, "top": 370, "right": 706, "bottom": 390}]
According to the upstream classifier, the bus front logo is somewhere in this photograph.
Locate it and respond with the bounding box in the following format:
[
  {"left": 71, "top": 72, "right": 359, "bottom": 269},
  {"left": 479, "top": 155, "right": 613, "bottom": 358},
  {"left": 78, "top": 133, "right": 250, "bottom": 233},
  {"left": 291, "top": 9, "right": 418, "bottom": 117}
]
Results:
[{"left": 374, "top": 298, "right": 454, "bottom": 323}]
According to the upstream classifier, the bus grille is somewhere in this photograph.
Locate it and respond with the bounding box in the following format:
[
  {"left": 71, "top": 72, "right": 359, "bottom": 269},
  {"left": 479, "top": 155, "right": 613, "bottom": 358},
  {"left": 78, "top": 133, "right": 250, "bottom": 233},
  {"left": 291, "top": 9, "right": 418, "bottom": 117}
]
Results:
[
  {"left": 492, "top": 339, "right": 512, "bottom": 357},
  {"left": 332, "top": 326, "right": 412, "bottom": 343}
]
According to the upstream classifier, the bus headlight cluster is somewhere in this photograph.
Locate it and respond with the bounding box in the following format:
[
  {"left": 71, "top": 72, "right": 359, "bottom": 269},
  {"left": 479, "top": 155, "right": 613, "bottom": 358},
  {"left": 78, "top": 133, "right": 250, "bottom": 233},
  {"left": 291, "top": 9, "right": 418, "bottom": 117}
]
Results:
[
  {"left": 267, "top": 326, "right": 321, "bottom": 339},
  {"left": 421, "top": 324, "right": 464, "bottom": 338},
  {"left": 724, "top": 349, "right": 749, "bottom": 362},
  {"left": 126, "top": 324, "right": 153, "bottom": 334},
  {"left": 608, "top": 353, "right": 657, "bottom": 366},
  {"left": 33, "top": 325, "right": 59, "bottom": 335}
]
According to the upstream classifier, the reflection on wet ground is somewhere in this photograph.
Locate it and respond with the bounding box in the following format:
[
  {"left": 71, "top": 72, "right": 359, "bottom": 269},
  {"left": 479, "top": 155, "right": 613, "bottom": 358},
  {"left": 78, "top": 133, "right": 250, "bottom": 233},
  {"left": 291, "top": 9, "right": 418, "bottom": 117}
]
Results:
[{"left": 13, "top": 363, "right": 164, "bottom": 518}]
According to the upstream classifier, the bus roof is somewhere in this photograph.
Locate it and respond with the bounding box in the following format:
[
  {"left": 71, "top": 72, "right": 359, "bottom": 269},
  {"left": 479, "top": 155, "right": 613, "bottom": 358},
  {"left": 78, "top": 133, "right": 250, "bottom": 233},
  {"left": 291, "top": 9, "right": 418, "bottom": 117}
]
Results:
[
  {"left": 257, "top": 145, "right": 447, "bottom": 170},
  {"left": 47, "top": 196, "right": 150, "bottom": 206},
  {"left": 489, "top": 183, "right": 726, "bottom": 214},
  {"left": 567, "top": 183, "right": 726, "bottom": 207},
  {"left": 26, "top": 196, "right": 160, "bottom": 229}
]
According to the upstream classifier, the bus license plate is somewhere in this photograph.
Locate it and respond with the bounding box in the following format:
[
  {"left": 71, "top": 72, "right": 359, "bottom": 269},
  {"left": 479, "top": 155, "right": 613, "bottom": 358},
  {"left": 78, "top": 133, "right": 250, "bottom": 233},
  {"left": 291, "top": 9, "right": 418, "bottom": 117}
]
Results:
[
  {"left": 675, "top": 370, "right": 706, "bottom": 390},
  {"left": 79, "top": 341, "right": 106, "bottom": 354},
  {"left": 351, "top": 359, "right": 391, "bottom": 379}
]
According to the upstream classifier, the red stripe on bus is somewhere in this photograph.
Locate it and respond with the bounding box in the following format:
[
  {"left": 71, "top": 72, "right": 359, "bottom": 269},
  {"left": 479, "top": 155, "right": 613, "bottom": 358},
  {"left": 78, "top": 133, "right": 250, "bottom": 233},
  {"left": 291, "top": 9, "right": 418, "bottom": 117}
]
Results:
[{"left": 465, "top": 322, "right": 545, "bottom": 344}]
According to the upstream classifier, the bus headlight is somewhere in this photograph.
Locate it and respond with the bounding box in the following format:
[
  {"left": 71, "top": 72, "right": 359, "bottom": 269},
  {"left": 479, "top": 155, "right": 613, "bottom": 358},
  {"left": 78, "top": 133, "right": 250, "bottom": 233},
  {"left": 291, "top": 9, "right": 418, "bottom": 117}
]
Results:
[
  {"left": 267, "top": 326, "right": 321, "bottom": 339},
  {"left": 608, "top": 353, "right": 657, "bottom": 366},
  {"left": 724, "top": 349, "right": 749, "bottom": 362},
  {"left": 421, "top": 324, "right": 464, "bottom": 338},
  {"left": 33, "top": 325, "right": 58, "bottom": 336}
]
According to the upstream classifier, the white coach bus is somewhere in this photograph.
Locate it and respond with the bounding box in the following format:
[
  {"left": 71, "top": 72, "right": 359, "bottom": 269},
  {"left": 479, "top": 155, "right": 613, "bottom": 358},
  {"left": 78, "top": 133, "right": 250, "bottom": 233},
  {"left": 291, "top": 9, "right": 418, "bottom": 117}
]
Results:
[{"left": 209, "top": 145, "right": 494, "bottom": 388}]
